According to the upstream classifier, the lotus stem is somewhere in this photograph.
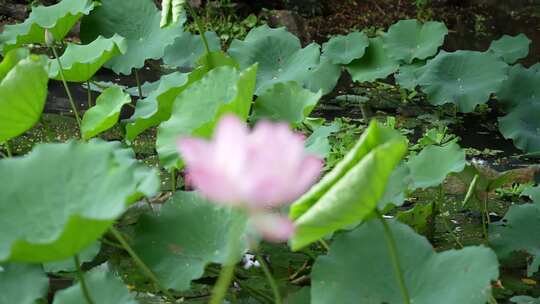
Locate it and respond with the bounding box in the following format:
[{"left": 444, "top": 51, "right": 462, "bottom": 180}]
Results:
[
  {"left": 441, "top": 217, "right": 463, "bottom": 248},
  {"left": 49, "top": 45, "right": 82, "bottom": 132},
  {"left": 210, "top": 235, "right": 241, "bottom": 304},
  {"left": 256, "top": 255, "right": 282, "bottom": 304},
  {"left": 109, "top": 227, "right": 176, "bottom": 301},
  {"left": 3, "top": 141, "right": 12, "bottom": 157},
  {"left": 74, "top": 255, "right": 95, "bottom": 304},
  {"left": 482, "top": 195, "right": 490, "bottom": 244},
  {"left": 134, "top": 70, "right": 143, "bottom": 99},
  {"left": 86, "top": 80, "right": 93, "bottom": 108},
  {"left": 375, "top": 210, "right": 411, "bottom": 304},
  {"left": 186, "top": 4, "right": 211, "bottom": 55},
  {"left": 319, "top": 239, "right": 330, "bottom": 251}
]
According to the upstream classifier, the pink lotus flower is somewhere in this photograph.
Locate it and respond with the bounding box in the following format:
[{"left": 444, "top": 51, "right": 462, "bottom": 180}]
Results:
[{"left": 177, "top": 114, "right": 323, "bottom": 241}]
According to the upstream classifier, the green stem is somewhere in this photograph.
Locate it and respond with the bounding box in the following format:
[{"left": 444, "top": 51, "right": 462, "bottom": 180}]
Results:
[
  {"left": 441, "top": 217, "right": 463, "bottom": 248},
  {"left": 134, "top": 70, "right": 143, "bottom": 99},
  {"left": 50, "top": 45, "right": 82, "bottom": 131},
  {"left": 109, "top": 227, "right": 175, "bottom": 301},
  {"left": 482, "top": 195, "right": 490, "bottom": 244},
  {"left": 171, "top": 169, "right": 177, "bottom": 192},
  {"left": 210, "top": 236, "right": 241, "bottom": 304},
  {"left": 186, "top": 4, "right": 211, "bottom": 55},
  {"left": 256, "top": 255, "right": 282, "bottom": 304},
  {"left": 86, "top": 80, "right": 93, "bottom": 108},
  {"left": 4, "top": 141, "right": 12, "bottom": 158},
  {"left": 375, "top": 210, "right": 411, "bottom": 304},
  {"left": 74, "top": 255, "right": 95, "bottom": 304},
  {"left": 319, "top": 239, "right": 330, "bottom": 251}
]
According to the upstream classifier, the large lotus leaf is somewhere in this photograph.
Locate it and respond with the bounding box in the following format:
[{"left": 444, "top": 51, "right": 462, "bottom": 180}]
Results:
[
  {"left": 133, "top": 191, "right": 247, "bottom": 291},
  {"left": 396, "top": 202, "right": 434, "bottom": 235},
  {"left": 417, "top": 50, "right": 508, "bottom": 113},
  {"left": 0, "top": 50, "right": 48, "bottom": 143},
  {"left": 383, "top": 19, "right": 448, "bottom": 64},
  {"left": 0, "top": 140, "right": 159, "bottom": 262},
  {"left": 488, "top": 34, "right": 531, "bottom": 64},
  {"left": 406, "top": 142, "right": 466, "bottom": 189},
  {"left": 377, "top": 164, "right": 412, "bottom": 210},
  {"left": 163, "top": 31, "right": 221, "bottom": 68},
  {"left": 252, "top": 81, "right": 322, "bottom": 124},
  {"left": 0, "top": 263, "right": 49, "bottom": 304},
  {"left": 523, "top": 185, "right": 540, "bottom": 202},
  {"left": 305, "top": 122, "right": 340, "bottom": 159},
  {"left": 531, "top": 63, "right": 540, "bottom": 74},
  {"left": 498, "top": 103, "right": 540, "bottom": 154},
  {"left": 43, "top": 242, "right": 100, "bottom": 273},
  {"left": 290, "top": 121, "right": 407, "bottom": 250},
  {"left": 497, "top": 64, "right": 540, "bottom": 111},
  {"left": 53, "top": 269, "right": 137, "bottom": 304},
  {"left": 303, "top": 56, "right": 342, "bottom": 95},
  {"left": 125, "top": 71, "right": 204, "bottom": 141},
  {"left": 80, "top": 0, "right": 185, "bottom": 75},
  {"left": 395, "top": 60, "right": 427, "bottom": 90},
  {"left": 0, "top": 0, "right": 95, "bottom": 53},
  {"left": 490, "top": 201, "right": 540, "bottom": 276},
  {"left": 228, "top": 25, "right": 320, "bottom": 94},
  {"left": 81, "top": 86, "right": 131, "bottom": 140},
  {"left": 311, "top": 220, "right": 499, "bottom": 304},
  {"left": 157, "top": 64, "right": 258, "bottom": 170},
  {"left": 345, "top": 37, "right": 399, "bottom": 83},
  {"left": 322, "top": 31, "right": 369, "bottom": 65},
  {"left": 49, "top": 35, "right": 127, "bottom": 82}
]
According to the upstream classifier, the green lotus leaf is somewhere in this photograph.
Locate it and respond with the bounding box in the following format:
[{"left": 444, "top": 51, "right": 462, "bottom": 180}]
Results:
[
  {"left": 305, "top": 122, "right": 340, "bottom": 159},
  {"left": 395, "top": 60, "right": 426, "bottom": 90},
  {"left": 0, "top": 49, "right": 48, "bottom": 143},
  {"left": 286, "top": 288, "right": 311, "bottom": 304},
  {"left": 345, "top": 37, "right": 399, "bottom": 83},
  {"left": 498, "top": 103, "right": 540, "bottom": 155},
  {"left": 406, "top": 142, "right": 466, "bottom": 189},
  {"left": 81, "top": 86, "right": 131, "bottom": 140},
  {"left": 383, "top": 19, "right": 448, "bottom": 64},
  {"left": 322, "top": 31, "right": 369, "bottom": 65},
  {"left": 303, "top": 56, "right": 342, "bottom": 95},
  {"left": 53, "top": 268, "right": 138, "bottom": 304},
  {"left": 43, "top": 242, "right": 100, "bottom": 273},
  {"left": 0, "top": 140, "right": 159, "bottom": 262},
  {"left": 488, "top": 34, "right": 531, "bottom": 64},
  {"left": 49, "top": 35, "right": 127, "bottom": 82},
  {"left": 531, "top": 63, "right": 540, "bottom": 74},
  {"left": 80, "top": 0, "right": 185, "bottom": 75},
  {"left": 396, "top": 202, "right": 434, "bottom": 235},
  {"left": 163, "top": 31, "right": 221, "bottom": 68},
  {"left": 253, "top": 81, "right": 322, "bottom": 124},
  {"left": 157, "top": 64, "right": 258, "bottom": 170},
  {"left": 290, "top": 121, "right": 407, "bottom": 250},
  {"left": 0, "top": 0, "right": 95, "bottom": 53},
  {"left": 523, "top": 185, "right": 540, "bottom": 202},
  {"left": 511, "top": 296, "right": 540, "bottom": 304},
  {"left": 377, "top": 164, "right": 412, "bottom": 210},
  {"left": 490, "top": 201, "right": 540, "bottom": 276},
  {"left": 417, "top": 50, "right": 508, "bottom": 113},
  {"left": 497, "top": 64, "right": 540, "bottom": 111},
  {"left": 133, "top": 191, "right": 247, "bottom": 291},
  {"left": 228, "top": 25, "right": 320, "bottom": 94},
  {"left": 0, "top": 263, "right": 49, "bottom": 304},
  {"left": 161, "top": 0, "right": 185, "bottom": 28},
  {"left": 311, "top": 220, "right": 499, "bottom": 304}
]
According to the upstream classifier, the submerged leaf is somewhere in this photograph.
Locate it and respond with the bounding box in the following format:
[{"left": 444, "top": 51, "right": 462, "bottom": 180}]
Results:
[
  {"left": 81, "top": 0, "right": 185, "bottom": 75},
  {"left": 133, "top": 191, "right": 247, "bottom": 291},
  {"left": 0, "top": 0, "right": 95, "bottom": 53},
  {"left": 346, "top": 37, "right": 399, "bottom": 83},
  {"left": 81, "top": 86, "right": 131, "bottom": 140},
  {"left": 0, "top": 140, "right": 159, "bottom": 262},
  {"left": 49, "top": 35, "right": 127, "bottom": 82},
  {"left": 418, "top": 50, "right": 508, "bottom": 112},
  {"left": 0, "top": 49, "right": 48, "bottom": 143},
  {"left": 311, "top": 220, "right": 499, "bottom": 304},
  {"left": 383, "top": 19, "right": 448, "bottom": 63},
  {"left": 290, "top": 121, "right": 407, "bottom": 250}
]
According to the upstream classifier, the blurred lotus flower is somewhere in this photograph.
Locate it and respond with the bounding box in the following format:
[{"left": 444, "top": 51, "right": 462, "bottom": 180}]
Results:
[{"left": 177, "top": 114, "right": 323, "bottom": 241}]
